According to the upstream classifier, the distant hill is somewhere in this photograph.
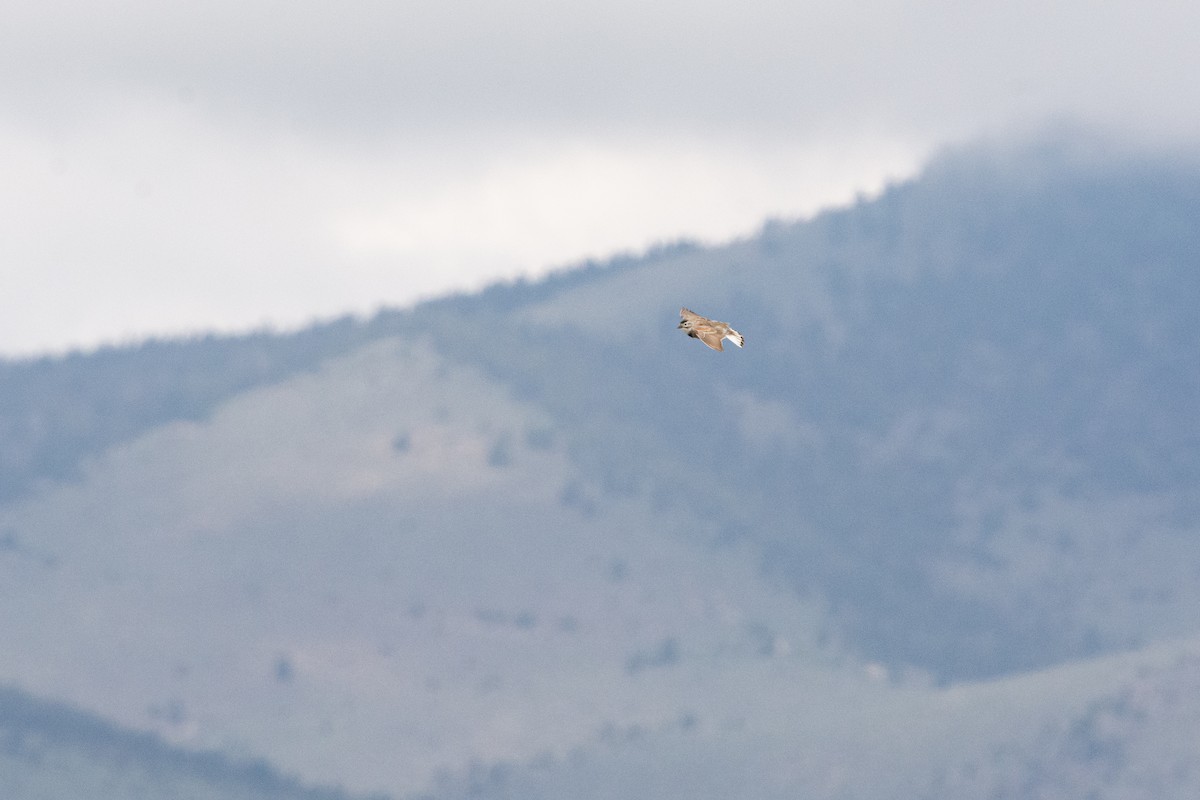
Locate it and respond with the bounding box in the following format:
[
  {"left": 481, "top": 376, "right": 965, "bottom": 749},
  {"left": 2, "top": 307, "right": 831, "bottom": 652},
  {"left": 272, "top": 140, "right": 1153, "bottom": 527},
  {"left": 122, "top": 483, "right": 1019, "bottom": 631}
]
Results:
[
  {"left": 432, "top": 133, "right": 1200, "bottom": 679},
  {"left": 3, "top": 131, "right": 1200, "bottom": 799},
  {"left": 0, "top": 683, "right": 381, "bottom": 800}
]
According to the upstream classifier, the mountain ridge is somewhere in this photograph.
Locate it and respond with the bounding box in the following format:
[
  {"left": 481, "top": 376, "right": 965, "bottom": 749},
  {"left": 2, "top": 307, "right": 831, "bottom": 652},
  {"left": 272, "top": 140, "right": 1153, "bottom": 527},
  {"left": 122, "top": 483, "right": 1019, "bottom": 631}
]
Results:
[{"left": 3, "top": 131, "right": 1200, "bottom": 797}]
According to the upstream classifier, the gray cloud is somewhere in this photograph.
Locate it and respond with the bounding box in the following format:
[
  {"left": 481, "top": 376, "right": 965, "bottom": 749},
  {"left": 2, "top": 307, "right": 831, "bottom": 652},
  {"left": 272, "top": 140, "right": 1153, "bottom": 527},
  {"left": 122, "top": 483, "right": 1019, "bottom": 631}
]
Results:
[
  {"left": 3, "top": 0, "right": 1200, "bottom": 355},
  {"left": 8, "top": 0, "right": 1198, "bottom": 139}
]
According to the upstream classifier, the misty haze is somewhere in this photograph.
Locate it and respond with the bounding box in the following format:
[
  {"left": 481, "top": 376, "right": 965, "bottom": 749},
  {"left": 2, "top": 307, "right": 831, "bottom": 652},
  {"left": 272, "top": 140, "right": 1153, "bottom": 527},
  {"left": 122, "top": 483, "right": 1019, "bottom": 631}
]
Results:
[
  {"left": 7, "top": 0, "right": 1200, "bottom": 796},
  {"left": 3, "top": 131, "right": 1200, "bottom": 798}
]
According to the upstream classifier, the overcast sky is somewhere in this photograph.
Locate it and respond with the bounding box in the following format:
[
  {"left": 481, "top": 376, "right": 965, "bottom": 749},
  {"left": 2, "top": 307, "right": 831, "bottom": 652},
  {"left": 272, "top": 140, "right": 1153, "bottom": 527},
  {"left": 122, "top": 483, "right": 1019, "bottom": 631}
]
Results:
[{"left": 3, "top": 0, "right": 1199, "bottom": 356}]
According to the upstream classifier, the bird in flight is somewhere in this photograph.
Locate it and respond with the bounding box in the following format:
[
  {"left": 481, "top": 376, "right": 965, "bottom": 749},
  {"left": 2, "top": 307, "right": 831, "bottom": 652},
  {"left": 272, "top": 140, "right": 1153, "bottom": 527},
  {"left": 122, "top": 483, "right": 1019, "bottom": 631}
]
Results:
[{"left": 677, "top": 307, "right": 744, "bottom": 351}]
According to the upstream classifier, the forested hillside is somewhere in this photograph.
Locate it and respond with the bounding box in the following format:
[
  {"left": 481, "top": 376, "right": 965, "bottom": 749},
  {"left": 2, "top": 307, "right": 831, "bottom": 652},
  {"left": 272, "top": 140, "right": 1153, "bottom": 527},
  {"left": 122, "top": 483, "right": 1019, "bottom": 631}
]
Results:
[
  {"left": 432, "top": 136, "right": 1200, "bottom": 679},
  {"left": 3, "top": 133, "right": 1200, "bottom": 798}
]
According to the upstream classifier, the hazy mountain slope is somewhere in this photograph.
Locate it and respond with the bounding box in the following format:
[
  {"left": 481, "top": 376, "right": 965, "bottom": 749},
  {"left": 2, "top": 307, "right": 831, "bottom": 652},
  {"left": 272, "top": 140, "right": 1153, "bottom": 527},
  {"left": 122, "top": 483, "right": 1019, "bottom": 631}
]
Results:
[
  {"left": 0, "top": 337, "right": 836, "bottom": 796},
  {"left": 426, "top": 636, "right": 1200, "bottom": 800},
  {"left": 0, "top": 244, "right": 680, "bottom": 508},
  {"left": 910, "top": 642, "right": 1200, "bottom": 799},
  {"left": 0, "top": 321, "right": 374, "bottom": 505},
  {"left": 4, "top": 133, "right": 1200, "bottom": 798},
  {"left": 431, "top": 136, "right": 1200, "bottom": 680},
  {"left": 0, "top": 686, "right": 374, "bottom": 800}
]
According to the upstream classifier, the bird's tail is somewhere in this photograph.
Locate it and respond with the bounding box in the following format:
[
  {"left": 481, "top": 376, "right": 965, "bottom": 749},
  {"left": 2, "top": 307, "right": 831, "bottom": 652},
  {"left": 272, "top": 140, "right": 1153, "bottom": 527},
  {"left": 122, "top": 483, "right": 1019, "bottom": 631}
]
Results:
[{"left": 726, "top": 330, "right": 745, "bottom": 348}]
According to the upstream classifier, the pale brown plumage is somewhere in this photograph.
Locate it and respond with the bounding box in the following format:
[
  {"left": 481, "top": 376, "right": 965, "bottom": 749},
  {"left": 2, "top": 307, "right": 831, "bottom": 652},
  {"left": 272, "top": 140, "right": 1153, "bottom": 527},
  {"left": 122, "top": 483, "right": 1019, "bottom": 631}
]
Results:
[{"left": 677, "top": 307, "right": 744, "bottom": 351}]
